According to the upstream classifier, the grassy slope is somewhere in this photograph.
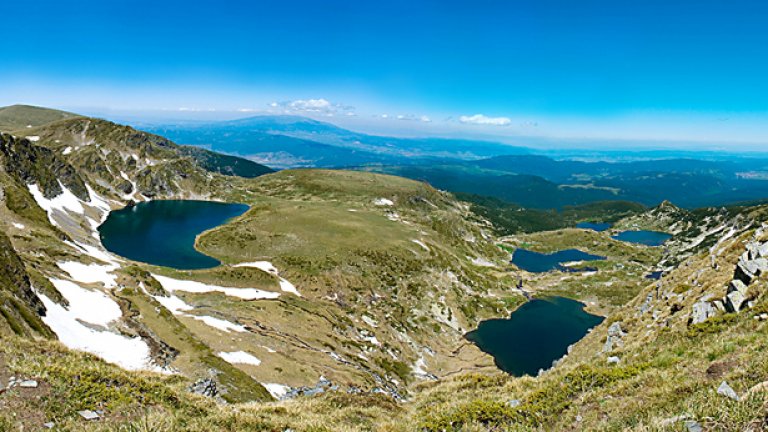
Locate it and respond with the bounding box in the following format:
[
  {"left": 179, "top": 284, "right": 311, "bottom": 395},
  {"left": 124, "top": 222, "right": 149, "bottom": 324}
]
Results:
[
  {"left": 2, "top": 225, "right": 766, "bottom": 431},
  {"left": 0, "top": 104, "right": 81, "bottom": 132}
]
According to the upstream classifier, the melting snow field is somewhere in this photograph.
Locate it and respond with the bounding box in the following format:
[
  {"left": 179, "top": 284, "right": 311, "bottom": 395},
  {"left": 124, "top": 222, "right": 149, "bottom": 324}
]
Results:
[
  {"left": 234, "top": 262, "right": 301, "bottom": 296},
  {"left": 152, "top": 274, "right": 281, "bottom": 300},
  {"left": 28, "top": 183, "right": 85, "bottom": 224},
  {"left": 145, "top": 283, "right": 248, "bottom": 333},
  {"left": 218, "top": 351, "right": 261, "bottom": 366},
  {"left": 57, "top": 261, "right": 118, "bottom": 288},
  {"left": 39, "top": 280, "right": 156, "bottom": 371}
]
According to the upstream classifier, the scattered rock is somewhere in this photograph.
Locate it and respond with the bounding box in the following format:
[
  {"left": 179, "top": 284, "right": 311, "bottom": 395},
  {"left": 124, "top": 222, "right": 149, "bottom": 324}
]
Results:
[
  {"left": 603, "top": 322, "right": 625, "bottom": 352},
  {"left": 691, "top": 300, "right": 716, "bottom": 324},
  {"left": 19, "top": 380, "right": 38, "bottom": 388},
  {"left": 607, "top": 356, "right": 621, "bottom": 364},
  {"left": 507, "top": 399, "right": 521, "bottom": 408},
  {"left": 78, "top": 410, "right": 100, "bottom": 421},
  {"left": 43, "top": 422, "right": 55, "bottom": 429},
  {"left": 684, "top": 420, "right": 703, "bottom": 432},
  {"left": 725, "top": 290, "right": 747, "bottom": 313},
  {"left": 717, "top": 381, "right": 739, "bottom": 401},
  {"left": 189, "top": 378, "right": 218, "bottom": 398}
]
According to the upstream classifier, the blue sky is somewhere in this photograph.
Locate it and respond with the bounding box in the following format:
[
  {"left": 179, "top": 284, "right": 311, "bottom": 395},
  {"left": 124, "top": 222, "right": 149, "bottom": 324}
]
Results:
[{"left": 3, "top": 0, "right": 768, "bottom": 145}]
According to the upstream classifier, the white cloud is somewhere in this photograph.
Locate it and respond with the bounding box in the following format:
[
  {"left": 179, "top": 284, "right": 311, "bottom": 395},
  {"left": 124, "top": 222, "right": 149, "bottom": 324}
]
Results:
[
  {"left": 289, "top": 98, "right": 332, "bottom": 111},
  {"left": 459, "top": 114, "right": 512, "bottom": 126},
  {"left": 394, "top": 114, "right": 433, "bottom": 123},
  {"left": 272, "top": 98, "right": 354, "bottom": 116}
]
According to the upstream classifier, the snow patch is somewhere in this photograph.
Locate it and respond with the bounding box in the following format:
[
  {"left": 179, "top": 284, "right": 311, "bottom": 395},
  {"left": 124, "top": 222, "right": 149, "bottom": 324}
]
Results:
[
  {"left": 219, "top": 351, "right": 261, "bottom": 366},
  {"left": 412, "top": 239, "right": 430, "bottom": 251},
  {"left": 38, "top": 291, "right": 155, "bottom": 371},
  {"left": 261, "top": 345, "right": 277, "bottom": 353},
  {"left": 57, "top": 261, "right": 118, "bottom": 288},
  {"left": 234, "top": 261, "right": 301, "bottom": 296},
  {"left": 471, "top": 257, "right": 496, "bottom": 267},
  {"left": 235, "top": 261, "right": 278, "bottom": 275},
  {"left": 26, "top": 136, "right": 39, "bottom": 142},
  {"left": 191, "top": 315, "right": 248, "bottom": 333},
  {"left": 28, "top": 182, "right": 85, "bottom": 223},
  {"left": 12, "top": 223, "right": 25, "bottom": 230},
  {"left": 143, "top": 283, "right": 247, "bottom": 333},
  {"left": 263, "top": 383, "right": 291, "bottom": 399},
  {"left": 49, "top": 279, "right": 122, "bottom": 326},
  {"left": 152, "top": 274, "right": 281, "bottom": 300},
  {"left": 374, "top": 198, "right": 394, "bottom": 206},
  {"left": 62, "top": 147, "right": 73, "bottom": 155}
]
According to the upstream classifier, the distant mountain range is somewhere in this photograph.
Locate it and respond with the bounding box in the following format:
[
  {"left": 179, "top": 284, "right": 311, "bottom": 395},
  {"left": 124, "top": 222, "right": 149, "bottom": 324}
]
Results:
[
  {"left": 142, "top": 115, "right": 768, "bottom": 210},
  {"left": 141, "top": 116, "right": 530, "bottom": 168}
]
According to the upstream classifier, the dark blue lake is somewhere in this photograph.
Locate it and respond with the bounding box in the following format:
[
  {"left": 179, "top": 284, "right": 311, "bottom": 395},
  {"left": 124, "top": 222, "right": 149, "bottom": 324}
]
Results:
[
  {"left": 465, "top": 296, "right": 604, "bottom": 376},
  {"left": 511, "top": 248, "right": 605, "bottom": 273},
  {"left": 99, "top": 200, "right": 249, "bottom": 270},
  {"left": 646, "top": 270, "right": 663, "bottom": 280},
  {"left": 612, "top": 230, "right": 671, "bottom": 246},
  {"left": 576, "top": 221, "right": 612, "bottom": 232}
]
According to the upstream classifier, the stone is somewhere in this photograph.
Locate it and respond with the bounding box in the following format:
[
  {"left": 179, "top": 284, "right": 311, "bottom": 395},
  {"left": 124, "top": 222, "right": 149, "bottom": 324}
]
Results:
[
  {"left": 735, "top": 260, "right": 756, "bottom": 285},
  {"left": 607, "top": 356, "right": 621, "bottom": 364},
  {"left": 640, "top": 294, "right": 654, "bottom": 314},
  {"left": 18, "top": 380, "right": 38, "bottom": 388},
  {"left": 691, "top": 301, "right": 716, "bottom": 324},
  {"left": 725, "top": 290, "right": 746, "bottom": 313},
  {"left": 747, "top": 242, "right": 760, "bottom": 260},
  {"left": 607, "top": 322, "right": 625, "bottom": 337},
  {"left": 507, "top": 399, "right": 521, "bottom": 408},
  {"left": 712, "top": 300, "right": 726, "bottom": 313},
  {"left": 78, "top": 410, "right": 100, "bottom": 421},
  {"left": 189, "top": 378, "right": 218, "bottom": 398},
  {"left": 717, "top": 381, "right": 739, "bottom": 401},
  {"left": 684, "top": 420, "right": 703, "bottom": 432},
  {"left": 43, "top": 422, "right": 55, "bottom": 429},
  {"left": 728, "top": 279, "right": 748, "bottom": 295},
  {"left": 758, "top": 242, "right": 768, "bottom": 258}
]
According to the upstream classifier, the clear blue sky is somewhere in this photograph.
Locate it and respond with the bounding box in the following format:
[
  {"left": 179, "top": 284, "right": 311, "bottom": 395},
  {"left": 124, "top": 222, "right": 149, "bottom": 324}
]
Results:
[{"left": 3, "top": 0, "right": 768, "bottom": 144}]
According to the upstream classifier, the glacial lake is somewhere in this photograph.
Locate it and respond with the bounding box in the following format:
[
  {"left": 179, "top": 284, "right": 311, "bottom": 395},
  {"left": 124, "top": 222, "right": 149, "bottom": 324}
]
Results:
[
  {"left": 511, "top": 248, "right": 605, "bottom": 273},
  {"left": 99, "top": 200, "right": 249, "bottom": 270},
  {"left": 611, "top": 230, "right": 671, "bottom": 246},
  {"left": 465, "top": 296, "right": 604, "bottom": 376},
  {"left": 576, "top": 221, "right": 612, "bottom": 232}
]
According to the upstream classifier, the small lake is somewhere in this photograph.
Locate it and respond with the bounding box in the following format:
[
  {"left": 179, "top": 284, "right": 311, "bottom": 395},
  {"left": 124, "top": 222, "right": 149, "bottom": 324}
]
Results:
[
  {"left": 511, "top": 248, "right": 605, "bottom": 273},
  {"left": 465, "top": 296, "right": 604, "bottom": 376},
  {"left": 611, "top": 230, "right": 671, "bottom": 246},
  {"left": 576, "top": 221, "right": 612, "bottom": 232},
  {"left": 99, "top": 200, "right": 249, "bottom": 270}
]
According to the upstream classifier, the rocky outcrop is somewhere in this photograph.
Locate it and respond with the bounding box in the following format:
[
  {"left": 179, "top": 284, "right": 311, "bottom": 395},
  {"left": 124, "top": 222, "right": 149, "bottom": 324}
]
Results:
[
  {"left": 0, "top": 231, "right": 50, "bottom": 337},
  {"left": 0, "top": 133, "right": 89, "bottom": 201},
  {"left": 603, "top": 322, "right": 625, "bottom": 352},
  {"left": 689, "top": 230, "right": 767, "bottom": 324},
  {"left": 189, "top": 378, "right": 219, "bottom": 398}
]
